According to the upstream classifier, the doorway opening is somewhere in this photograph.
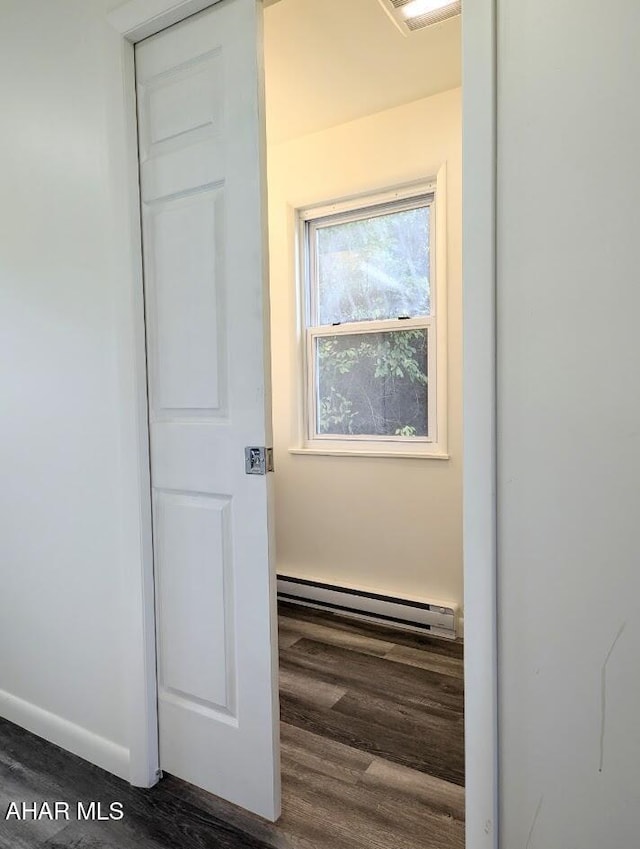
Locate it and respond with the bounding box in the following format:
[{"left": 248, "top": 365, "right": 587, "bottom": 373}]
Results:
[
  {"left": 119, "top": 0, "right": 496, "bottom": 843},
  {"left": 264, "top": 2, "right": 464, "bottom": 846}
]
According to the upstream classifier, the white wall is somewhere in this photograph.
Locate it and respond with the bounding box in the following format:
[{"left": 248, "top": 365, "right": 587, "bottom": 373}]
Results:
[
  {"left": 268, "top": 89, "right": 463, "bottom": 610},
  {"left": 0, "top": 0, "right": 143, "bottom": 778},
  {"left": 497, "top": 1, "right": 640, "bottom": 845}
]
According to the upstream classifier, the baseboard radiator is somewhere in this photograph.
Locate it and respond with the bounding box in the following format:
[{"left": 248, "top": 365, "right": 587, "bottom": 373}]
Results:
[{"left": 277, "top": 575, "right": 458, "bottom": 640}]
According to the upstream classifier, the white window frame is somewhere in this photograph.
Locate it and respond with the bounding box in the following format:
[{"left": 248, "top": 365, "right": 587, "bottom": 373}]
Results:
[{"left": 292, "top": 171, "right": 449, "bottom": 459}]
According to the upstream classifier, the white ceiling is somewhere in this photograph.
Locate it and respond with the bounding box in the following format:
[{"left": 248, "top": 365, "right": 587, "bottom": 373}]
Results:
[{"left": 264, "top": 0, "right": 461, "bottom": 144}]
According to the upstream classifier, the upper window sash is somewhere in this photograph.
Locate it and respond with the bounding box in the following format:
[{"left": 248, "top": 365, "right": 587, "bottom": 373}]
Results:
[{"left": 304, "top": 191, "right": 436, "bottom": 329}]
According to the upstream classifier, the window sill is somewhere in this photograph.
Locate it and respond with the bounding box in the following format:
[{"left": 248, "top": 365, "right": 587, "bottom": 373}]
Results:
[{"left": 288, "top": 447, "right": 450, "bottom": 460}]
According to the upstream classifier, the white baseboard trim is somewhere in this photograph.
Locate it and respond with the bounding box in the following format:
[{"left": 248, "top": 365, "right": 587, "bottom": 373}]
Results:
[{"left": 0, "top": 688, "right": 130, "bottom": 781}]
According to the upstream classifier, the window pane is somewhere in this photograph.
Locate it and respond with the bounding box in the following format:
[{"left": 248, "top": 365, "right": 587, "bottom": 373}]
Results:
[
  {"left": 316, "top": 205, "right": 430, "bottom": 325},
  {"left": 315, "top": 329, "right": 428, "bottom": 438}
]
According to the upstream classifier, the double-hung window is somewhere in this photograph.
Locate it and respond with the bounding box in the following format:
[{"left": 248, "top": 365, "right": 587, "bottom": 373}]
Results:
[{"left": 298, "top": 182, "right": 447, "bottom": 457}]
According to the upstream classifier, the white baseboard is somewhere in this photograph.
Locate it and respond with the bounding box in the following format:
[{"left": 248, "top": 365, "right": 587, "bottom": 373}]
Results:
[{"left": 0, "top": 687, "right": 130, "bottom": 780}]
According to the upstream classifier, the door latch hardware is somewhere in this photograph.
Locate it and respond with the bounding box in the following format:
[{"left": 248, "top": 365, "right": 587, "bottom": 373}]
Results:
[{"left": 245, "top": 447, "right": 274, "bottom": 475}]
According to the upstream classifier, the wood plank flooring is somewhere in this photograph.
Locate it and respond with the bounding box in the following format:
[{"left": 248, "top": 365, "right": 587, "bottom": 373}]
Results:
[
  {"left": 0, "top": 715, "right": 274, "bottom": 849},
  {"left": 275, "top": 603, "right": 465, "bottom": 849},
  {"left": 0, "top": 602, "right": 464, "bottom": 849}
]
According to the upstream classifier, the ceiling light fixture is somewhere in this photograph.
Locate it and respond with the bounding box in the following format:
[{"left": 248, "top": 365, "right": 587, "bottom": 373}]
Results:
[
  {"left": 401, "top": 0, "right": 453, "bottom": 19},
  {"left": 377, "top": 0, "right": 461, "bottom": 36}
]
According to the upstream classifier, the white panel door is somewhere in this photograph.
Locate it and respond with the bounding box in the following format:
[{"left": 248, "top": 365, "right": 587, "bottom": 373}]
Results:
[{"left": 135, "top": 0, "right": 280, "bottom": 821}]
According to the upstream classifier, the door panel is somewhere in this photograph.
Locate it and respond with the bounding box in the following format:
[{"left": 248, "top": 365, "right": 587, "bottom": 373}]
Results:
[
  {"left": 155, "top": 491, "right": 233, "bottom": 712},
  {"left": 135, "top": 0, "right": 280, "bottom": 820},
  {"left": 149, "top": 190, "right": 225, "bottom": 412}
]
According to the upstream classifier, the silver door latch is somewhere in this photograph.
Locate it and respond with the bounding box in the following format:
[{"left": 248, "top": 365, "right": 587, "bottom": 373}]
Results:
[{"left": 245, "top": 447, "right": 274, "bottom": 475}]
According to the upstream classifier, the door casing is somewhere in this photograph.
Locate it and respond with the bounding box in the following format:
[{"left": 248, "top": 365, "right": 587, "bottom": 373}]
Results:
[{"left": 107, "top": 0, "right": 498, "bottom": 845}]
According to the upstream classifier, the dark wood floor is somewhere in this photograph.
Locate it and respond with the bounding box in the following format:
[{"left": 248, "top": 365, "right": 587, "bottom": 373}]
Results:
[
  {"left": 0, "top": 603, "right": 464, "bottom": 849},
  {"left": 275, "top": 602, "right": 465, "bottom": 849}
]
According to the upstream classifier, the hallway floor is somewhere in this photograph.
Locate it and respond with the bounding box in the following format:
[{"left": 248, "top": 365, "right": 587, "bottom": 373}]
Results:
[{"left": 0, "top": 604, "right": 464, "bottom": 849}]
